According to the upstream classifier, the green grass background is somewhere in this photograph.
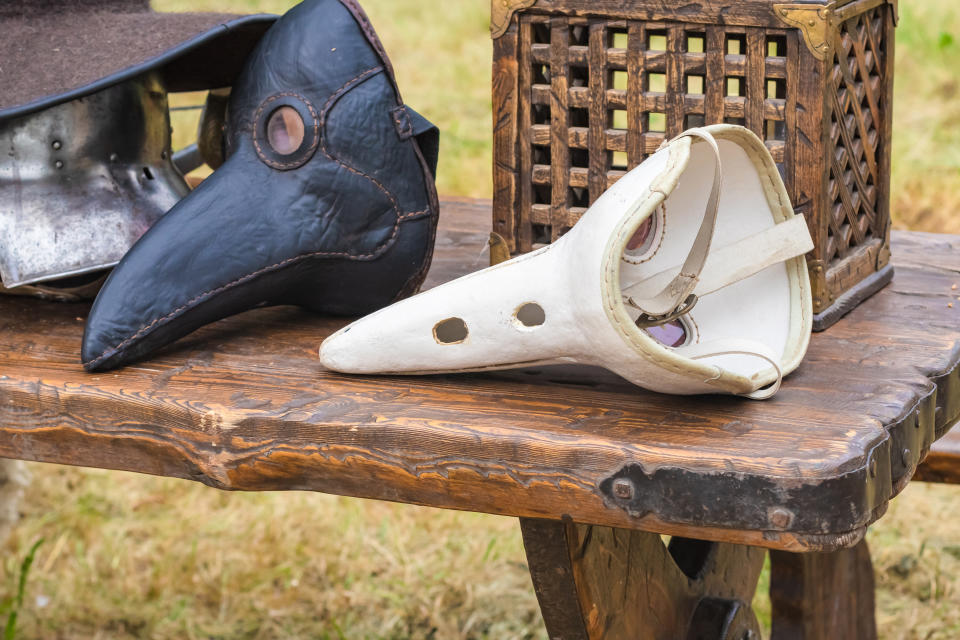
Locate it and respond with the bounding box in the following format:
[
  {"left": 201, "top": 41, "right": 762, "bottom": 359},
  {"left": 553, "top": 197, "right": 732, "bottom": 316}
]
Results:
[{"left": 3, "top": 1, "right": 960, "bottom": 638}]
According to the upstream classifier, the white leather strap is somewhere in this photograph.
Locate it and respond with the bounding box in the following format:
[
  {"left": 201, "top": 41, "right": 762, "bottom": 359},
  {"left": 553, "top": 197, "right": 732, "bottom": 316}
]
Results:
[
  {"left": 681, "top": 338, "right": 784, "bottom": 400},
  {"left": 623, "top": 215, "right": 813, "bottom": 300},
  {"left": 630, "top": 129, "right": 721, "bottom": 318}
]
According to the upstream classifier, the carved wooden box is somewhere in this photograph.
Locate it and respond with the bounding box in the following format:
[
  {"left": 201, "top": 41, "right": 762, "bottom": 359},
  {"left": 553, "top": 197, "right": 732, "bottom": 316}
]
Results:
[{"left": 491, "top": 0, "right": 898, "bottom": 330}]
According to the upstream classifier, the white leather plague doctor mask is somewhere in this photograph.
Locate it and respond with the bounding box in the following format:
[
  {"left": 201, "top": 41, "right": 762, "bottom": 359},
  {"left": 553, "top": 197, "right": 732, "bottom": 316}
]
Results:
[{"left": 320, "top": 125, "right": 814, "bottom": 399}]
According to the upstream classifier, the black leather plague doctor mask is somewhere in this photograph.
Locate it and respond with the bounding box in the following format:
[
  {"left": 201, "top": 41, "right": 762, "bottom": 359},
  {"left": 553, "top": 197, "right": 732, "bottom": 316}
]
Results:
[{"left": 81, "top": 0, "right": 440, "bottom": 371}]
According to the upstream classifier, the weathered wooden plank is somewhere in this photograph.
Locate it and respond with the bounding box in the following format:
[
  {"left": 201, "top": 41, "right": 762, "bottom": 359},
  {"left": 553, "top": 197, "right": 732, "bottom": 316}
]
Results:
[
  {"left": 528, "top": 0, "right": 811, "bottom": 29},
  {"left": 0, "top": 202, "right": 957, "bottom": 552},
  {"left": 550, "top": 17, "right": 571, "bottom": 239},
  {"left": 532, "top": 165, "right": 623, "bottom": 190},
  {"left": 665, "top": 25, "right": 684, "bottom": 134},
  {"left": 794, "top": 39, "right": 830, "bottom": 311},
  {"left": 517, "top": 20, "right": 535, "bottom": 252},
  {"left": 527, "top": 43, "right": 782, "bottom": 77},
  {"left": 705, "top": 27, "right": 725, "bottom": 125},
  {"left": 745, "top": 30, "right": 765, "bottom": 137},
  {"left": 876, "top": 5, "right": 895, "bottom": 253},
  {"left": 587, "top": 21, "right": 608, "bottom": 203},
  {"left": 492, "top": 19, "right": 521, "bottom": 252},
  {"left": 626, "top": 21, "right": 644, "bottom": 166},
  {"left": 783, "top": 29, "right": 799, "bottom": 198}
]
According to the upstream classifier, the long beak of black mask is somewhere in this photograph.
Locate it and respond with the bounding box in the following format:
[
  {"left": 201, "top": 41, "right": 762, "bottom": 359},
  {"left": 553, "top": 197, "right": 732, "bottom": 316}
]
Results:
[{"left": 81, "top": 0, "right": 439, "bottom": 371}]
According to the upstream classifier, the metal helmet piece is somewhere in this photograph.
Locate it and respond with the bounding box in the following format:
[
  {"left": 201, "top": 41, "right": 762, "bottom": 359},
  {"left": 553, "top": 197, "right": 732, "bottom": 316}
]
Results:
[
  {"left": 0, "top": 74, "right": 188, "bottom": 291},
  {"left": 0, "top": 1, "right": 277, "bottom": 299}
]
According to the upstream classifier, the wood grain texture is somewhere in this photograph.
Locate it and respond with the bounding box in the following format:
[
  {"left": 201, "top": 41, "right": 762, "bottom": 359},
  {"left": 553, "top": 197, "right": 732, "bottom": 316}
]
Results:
[
  {"left": 521, "top": 518, "right": 764, "bottom": 639},
  {"left": 587, "top": 21, "right": 608, "bottom": 205},
  {"left": 492, "top": 19, "right": 521, "bottom": 253},
  {"left": 0, "top": 200, "right": 957, "bottom": 552},
  {"left": 814, "top": 3, "right": 895, "bottom": 320},
  {"left": 550, "top": 17, "right": 571, "bottom": 240},
  {"left": 529, "top": 0, "right": 821, "bottom": 29},
  {"left": 811, "top": 263, "right": 894, "bottom": 331},
  {"left": 770, "top": 540, "right": 877, "bottom": 640}
]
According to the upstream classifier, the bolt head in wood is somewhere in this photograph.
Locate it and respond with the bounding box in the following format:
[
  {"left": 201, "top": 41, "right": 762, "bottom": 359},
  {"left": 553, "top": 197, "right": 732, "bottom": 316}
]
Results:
[
  {"left": 612, "top": 478, "right": 636, "bottom": 500},
  {"left": 769, "top": 507, "right": 794, "bottom": 529}
]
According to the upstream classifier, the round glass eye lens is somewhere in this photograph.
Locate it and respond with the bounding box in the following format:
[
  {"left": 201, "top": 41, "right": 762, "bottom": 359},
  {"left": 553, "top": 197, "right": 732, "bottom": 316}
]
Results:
[
  {"left": 645, "top": 320, "right": 687, "bottom": 347},
  {"left": 627, "top": 217, "right": 653, "bottom": 251},
  {"left": 266, "top": 106, "right": 305, "bottom": 155}
]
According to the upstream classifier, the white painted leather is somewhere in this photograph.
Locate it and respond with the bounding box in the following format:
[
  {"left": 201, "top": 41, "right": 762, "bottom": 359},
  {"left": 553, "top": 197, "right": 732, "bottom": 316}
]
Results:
[{"left": 320, "top": 125, "right": 813, "bottom": 398}]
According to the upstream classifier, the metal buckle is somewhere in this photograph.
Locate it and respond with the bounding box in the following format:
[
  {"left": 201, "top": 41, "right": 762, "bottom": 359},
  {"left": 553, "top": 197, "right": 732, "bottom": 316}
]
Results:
[{"left": 629, "top": 293, "right": 699, "bottom": 328}]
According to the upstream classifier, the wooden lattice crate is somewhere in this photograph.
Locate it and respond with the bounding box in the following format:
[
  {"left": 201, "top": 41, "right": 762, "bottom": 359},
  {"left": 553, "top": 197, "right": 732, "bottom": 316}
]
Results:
[{"left": 491, "top": 0, "right": 897, "bottom": 330}]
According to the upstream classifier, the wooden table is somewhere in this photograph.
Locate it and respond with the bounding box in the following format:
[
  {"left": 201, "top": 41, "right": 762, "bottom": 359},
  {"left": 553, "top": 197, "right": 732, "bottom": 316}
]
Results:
[{"left": 1, "top": 198, "right": 957, "bottom": 639}]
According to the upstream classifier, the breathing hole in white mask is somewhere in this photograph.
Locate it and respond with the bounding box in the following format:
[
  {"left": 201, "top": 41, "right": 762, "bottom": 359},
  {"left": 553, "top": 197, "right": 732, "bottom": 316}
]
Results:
[
  {"left": 514, "top": 302, "right": 546, "bottom": 328},
  {"left": 433, "top": 317, "right": 469, "bottom": 344}
]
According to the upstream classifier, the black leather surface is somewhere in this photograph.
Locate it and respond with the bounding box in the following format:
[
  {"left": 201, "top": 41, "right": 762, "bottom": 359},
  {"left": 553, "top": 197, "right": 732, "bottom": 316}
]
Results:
[{"left": 81, "top": 0, "right": 440, "bottom": 371}]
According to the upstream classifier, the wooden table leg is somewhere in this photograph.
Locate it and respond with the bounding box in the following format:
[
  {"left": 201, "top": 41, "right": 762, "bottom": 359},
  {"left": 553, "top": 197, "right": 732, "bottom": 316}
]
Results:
[
  {"left": 769, "top": 539, "right": 877, "bottom": 640},
  {"left": 520, "top": 518, "right": 765, "bottom": 640}
]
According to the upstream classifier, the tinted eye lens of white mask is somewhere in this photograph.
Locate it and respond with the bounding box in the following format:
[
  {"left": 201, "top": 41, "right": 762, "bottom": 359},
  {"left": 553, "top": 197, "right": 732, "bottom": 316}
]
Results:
[
  {"left": 266, "top": 106, "right": 305, "bottom": 155},
  {"left": 645, "top": 319, "right": 687, "bottom": 347},
  {"left": 627, "top": 217, "right": 653, "bottom": 251},
  {"left": 624, "top": 207, "right": 664, "bottom": 258}
]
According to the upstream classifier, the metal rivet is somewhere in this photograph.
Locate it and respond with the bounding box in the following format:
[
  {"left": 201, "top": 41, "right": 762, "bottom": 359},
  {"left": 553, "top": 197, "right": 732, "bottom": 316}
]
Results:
[
  {"left": 612, "top": 478, "right": 636, "bottom": 500},
  {"left": 902, "top": 448, "right": 911, "bottom": 461},
  {"left": 161, "top": 150, "right": 168, "bottom": 160},
  {"left": 51, "top": 140, "right": 62, "bottom": 150},
  {"left": 54, "top": 160, "right": 63, "bottom": 169},
  {"left": 109, "top": 153, "right": 118, "bottom": 163}
]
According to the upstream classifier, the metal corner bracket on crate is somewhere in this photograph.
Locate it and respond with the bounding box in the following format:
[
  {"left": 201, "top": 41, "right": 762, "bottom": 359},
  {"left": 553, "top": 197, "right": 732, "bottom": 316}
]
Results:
[
  {"left": 491, "top": 0, "right": 537, "bottom": 38},
  {"left": 773, "top": 0, "right": 898, "bottom": 60}
]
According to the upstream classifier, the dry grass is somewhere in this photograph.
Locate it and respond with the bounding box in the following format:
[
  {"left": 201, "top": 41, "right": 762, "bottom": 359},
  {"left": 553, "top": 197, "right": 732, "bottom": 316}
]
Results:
[
  {"left": 870, "top": 483, "right": 960, "bottom": 640},
  {"left": 4, "top": 466, "right": 542, "bottom": 639},
  {"left": 891, "top": 1, "right": 960, "bottom": 233},
  {"left": 3, "top": 0, "right": 960, "bottom": 638}
]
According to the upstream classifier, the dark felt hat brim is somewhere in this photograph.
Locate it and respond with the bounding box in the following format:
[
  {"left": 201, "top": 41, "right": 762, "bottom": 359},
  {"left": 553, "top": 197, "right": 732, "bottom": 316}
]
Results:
[{"left": 0, "top": 11, "right": 277, "bottom": 121}]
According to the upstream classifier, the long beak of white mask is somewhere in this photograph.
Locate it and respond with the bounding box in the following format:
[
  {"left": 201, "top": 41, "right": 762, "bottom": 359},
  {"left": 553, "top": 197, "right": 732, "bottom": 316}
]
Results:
[{"left": 320, "top": 125, "right": 813, "bottom": 399}]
